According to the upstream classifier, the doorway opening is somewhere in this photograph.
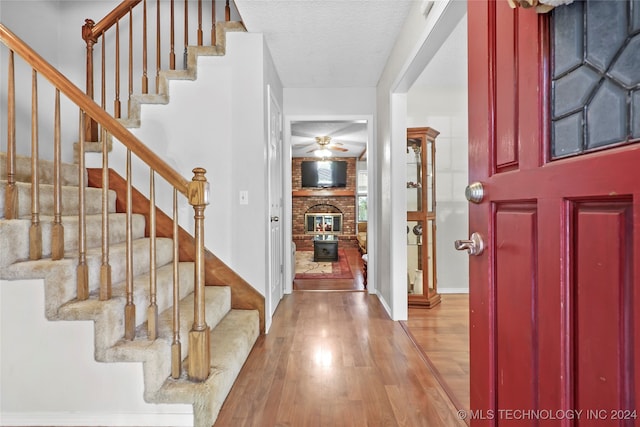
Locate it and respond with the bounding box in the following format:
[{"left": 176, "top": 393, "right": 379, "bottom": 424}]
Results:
[{"left": 286, "top": 119, "right": 371, "bottom": 292}]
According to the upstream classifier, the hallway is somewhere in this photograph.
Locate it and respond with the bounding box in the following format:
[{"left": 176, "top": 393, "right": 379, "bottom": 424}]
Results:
[{"left": 214, "top": 291, "right": 467, "bottom": 426}]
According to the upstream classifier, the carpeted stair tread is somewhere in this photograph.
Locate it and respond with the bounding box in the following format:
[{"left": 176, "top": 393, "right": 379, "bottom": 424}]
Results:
[
  {"left": 151, "top": 308, "right": 259, "bottom": 426},
  {"left": 151, "top": 286, "right": 231, "bottom": 344},
  {"left": 1, "top": 237, "right": 175, "bottom": 318},
  {"left": 0, "top": 180, "right": 116, "bottom": 217},
  {"left": 0, "top": 152, "right": 81, "bottom": 186},
  {"left": 0, "top": 213, "right": 146, "bottom": 268},
  {"left": 58, "top": 262, "right": 196, "bottom": 352},
  {"left": 98, "top": 287, "right": 233, "bottom": 396}
]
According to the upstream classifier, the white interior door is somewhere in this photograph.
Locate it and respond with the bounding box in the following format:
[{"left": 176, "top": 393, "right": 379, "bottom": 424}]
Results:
[{"left": 268, "top": 86, "right": 284, "bottom": 318}]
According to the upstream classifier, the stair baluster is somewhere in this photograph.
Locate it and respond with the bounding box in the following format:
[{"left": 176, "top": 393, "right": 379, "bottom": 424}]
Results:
[
  {"left": 114, "top": 20, "right": 122, "bottom": 119},
  {"left": 148, "top": 170, "right": 159, "bottom": 340},
  {"left": 183, "top": 0, "right": 189, "bottom": 68},
  {"left": 156, "top": 0, "right": 161, "bottom": 92},
  {"left": 5, "top": 50, "right": 18, "bottom": 219},
  {"left": 77, "top": 112, "right": 89, "bottom": 300},
  {"left": 197, "top": 0, "right": 203, "bottom": 46},
  {"left": 100, "top": 127, "right": 112, "bottom": 300},
  {"left": 142, "top": 0, "right": 149, "bottom": 94},
  {"left": 170, "top": 0, "right": 176, "bottom": 70},
  {"left": 171, "top": 188, "right": 182, "bottom": 379},
  {"left": 29, "top": 70, "right": 42, "bottom": 260},
  {"left": 51, "top": 89, "right": 64, "bottom": 260},
  {"left": 124, "top": 148, "right": 136, "bottom": 340},
  {"left": 211, "top": 0, "right": 216, "bottom": 45},
  {"left": 128, "top": 9, "right": 133, "bottom": 118}
]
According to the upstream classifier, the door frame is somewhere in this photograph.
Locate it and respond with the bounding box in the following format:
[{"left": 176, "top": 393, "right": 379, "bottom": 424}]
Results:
[
  {"left": 283, "top": 114, "right": 375, "bottom": 295},
  {"left": 389, "top": 0, "right": 467, "bottom": 319}
]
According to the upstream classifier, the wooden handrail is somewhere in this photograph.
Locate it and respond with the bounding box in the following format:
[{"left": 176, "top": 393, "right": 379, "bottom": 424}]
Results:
[
  {"left": 85, "top": 0, "right": 143, "bottom": 42},
  {"left": 0, "top": 23, "right": 190, "bottom": 196}
]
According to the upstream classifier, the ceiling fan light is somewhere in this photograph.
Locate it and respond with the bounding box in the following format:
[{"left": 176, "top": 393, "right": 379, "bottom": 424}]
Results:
[{"left": 314, "top": 148, "right": 332, "bottom": 158}]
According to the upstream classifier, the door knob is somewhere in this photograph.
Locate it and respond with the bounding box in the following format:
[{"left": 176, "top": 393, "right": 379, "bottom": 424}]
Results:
[
  {"left": 454, "top": 232, "right": 485, "bottom": 256},
  {"left": 270, "top": 216, "right": 279, "bottom": 222},
  {"left": 465, "top": 182, "right": 485, "bottom": 204}
]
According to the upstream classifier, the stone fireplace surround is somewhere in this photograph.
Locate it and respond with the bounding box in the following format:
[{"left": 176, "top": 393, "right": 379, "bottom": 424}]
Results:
[{"left": 292, "top": 157, "right": 358, "bottom": 251}]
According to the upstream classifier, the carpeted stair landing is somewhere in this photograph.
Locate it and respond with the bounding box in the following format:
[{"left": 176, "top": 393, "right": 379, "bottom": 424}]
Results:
[{"left": 0, "top": 152, "right": 259, "bottom": 426}]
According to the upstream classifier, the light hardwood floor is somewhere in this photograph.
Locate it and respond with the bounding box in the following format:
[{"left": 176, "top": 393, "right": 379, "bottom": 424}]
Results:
[
  {"left": 214, "top": 291, "right": 468, "bottom": 427},
  {"left": 402, "top": 294, "right": 470, "bottom": 414}
]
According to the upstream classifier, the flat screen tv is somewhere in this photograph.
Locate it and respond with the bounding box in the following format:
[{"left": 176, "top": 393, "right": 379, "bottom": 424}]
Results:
[{"left": 301, "top": 160, "right": 347, "bottom": 188}]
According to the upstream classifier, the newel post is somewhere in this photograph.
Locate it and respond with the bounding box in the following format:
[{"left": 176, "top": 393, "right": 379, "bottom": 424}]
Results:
[
  {"left": 82, "top": 19, "right": 99, "bottom": 142},
  {"left": 187, "top": 167, "right": 211, "bottom": 381}
]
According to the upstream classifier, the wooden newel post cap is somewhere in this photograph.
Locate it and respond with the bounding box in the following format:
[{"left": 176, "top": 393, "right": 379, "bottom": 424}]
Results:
[
  {"left": 188, "top": 167, "right": 209, "bottom": 206},
  {"left": 82, "top": 19, "right": 97, "bottom": 43}
]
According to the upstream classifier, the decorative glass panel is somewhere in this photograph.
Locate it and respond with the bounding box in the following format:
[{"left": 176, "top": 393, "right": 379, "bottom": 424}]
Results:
[
  {"left": 426, "top": 219, "right": 435, "bottom": 291},
  {"left": 551, "top": 0, "right": 640, "bottom": 159},
  {"left": 407, "top": 220, "right": 423, "bottom": 295},
  {"left": 426, "top": 140, "right": 434, "bottom": 213},
  {"left": 406, "top": 138, "right": 423, "bottom": 211}
]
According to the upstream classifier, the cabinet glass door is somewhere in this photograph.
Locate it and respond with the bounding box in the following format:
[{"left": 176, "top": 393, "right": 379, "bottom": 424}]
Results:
[
  {"left": 407, "top": 139, "right": 423, "bottom": 211},
  {"left": 407, "top": 127, "right": 440, "bottom": 308}
]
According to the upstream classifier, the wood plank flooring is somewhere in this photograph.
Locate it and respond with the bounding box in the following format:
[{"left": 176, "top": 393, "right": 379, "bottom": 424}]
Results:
[
  {"left": 214, "top": 291, "right": 467, "bottom": 427},
  {"left": 402, "top": 294, "right": 470, "bottom": 413}
]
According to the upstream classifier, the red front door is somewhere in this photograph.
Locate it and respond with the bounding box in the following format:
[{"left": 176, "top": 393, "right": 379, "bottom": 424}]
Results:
[{"left": 468, "top": 1, "right": 640, "bottom": 425}]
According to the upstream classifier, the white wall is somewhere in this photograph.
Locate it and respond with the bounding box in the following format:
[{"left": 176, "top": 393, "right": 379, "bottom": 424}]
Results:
[
  {"left": 0, "top": 0, "right": 77, "bottom": 162},
  {"left": 407, "top": 15, "right": 469, "bottom": 294},
  {"left": 0, "top": 279, "right": 192, "bottom": 426},
  {"left": 375, "top": 0, "right": 467, "bottom": 319},
  {"left": 107, "top": 32, "right": 279, "bottom": 306},
  {"left": 282, "top": 87, "right": 376, "bottom": 294},
  {"left": 284, "top": 88, "right": 376, "bottom": 116}
]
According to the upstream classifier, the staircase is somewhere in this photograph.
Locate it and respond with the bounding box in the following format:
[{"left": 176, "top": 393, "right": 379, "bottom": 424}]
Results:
[
  {"left": 0, "top": 151, "right": 259, "bottom": 425},
  {"left": 0, "top": 8, "right": 261, "bottom": 425}
]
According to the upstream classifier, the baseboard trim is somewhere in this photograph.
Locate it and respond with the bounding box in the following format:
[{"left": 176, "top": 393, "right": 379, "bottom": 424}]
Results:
[{"left": 0, "top": 412, "right": 192, "bottom": 426}]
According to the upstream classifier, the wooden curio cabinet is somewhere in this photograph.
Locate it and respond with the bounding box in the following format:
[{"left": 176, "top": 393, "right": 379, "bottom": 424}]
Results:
[{"left": 406, "top": 127, "right": 440, "bottom": 308}]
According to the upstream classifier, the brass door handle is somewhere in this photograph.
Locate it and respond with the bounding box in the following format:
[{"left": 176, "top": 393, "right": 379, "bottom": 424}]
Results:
[{"left": 454, "top": 232, "right": 485, "bottom": 256}]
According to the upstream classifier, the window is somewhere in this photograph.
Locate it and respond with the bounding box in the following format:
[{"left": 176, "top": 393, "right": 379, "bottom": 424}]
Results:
[
  {"left": 358, "top": 195, "right": 368, "bottom": 222},
  {"left": 357, "top": 168, "right": 368, "bottom": 222}
]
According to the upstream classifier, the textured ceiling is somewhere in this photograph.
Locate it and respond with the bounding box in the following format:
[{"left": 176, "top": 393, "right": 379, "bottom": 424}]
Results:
[
  {"left": 234, "top": 0, "right": 414, "bottom": 88},
  {"left": 233, "top": 2, "right": 468, "bottom": 158},
  {"left": 234, "top": 0, "right": 415, "bottom": 158}
]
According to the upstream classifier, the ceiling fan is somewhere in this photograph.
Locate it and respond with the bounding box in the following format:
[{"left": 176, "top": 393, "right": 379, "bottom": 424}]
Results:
[
  {"left": 306, "top": 136, "right": 348, "bottom": 157},
  {"left": 290, "top": 121, "right": 367, "bottom": 158}
]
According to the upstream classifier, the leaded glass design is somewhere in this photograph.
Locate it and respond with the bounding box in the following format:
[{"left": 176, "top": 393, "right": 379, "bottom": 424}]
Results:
[{"left": 551, "top": 0, "right": 640, "bottom": 159}]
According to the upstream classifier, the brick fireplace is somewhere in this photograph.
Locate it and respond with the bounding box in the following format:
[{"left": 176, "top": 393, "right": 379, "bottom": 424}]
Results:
[{"left": 292, "top": 157, "right": 357, "bottom": 250}]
